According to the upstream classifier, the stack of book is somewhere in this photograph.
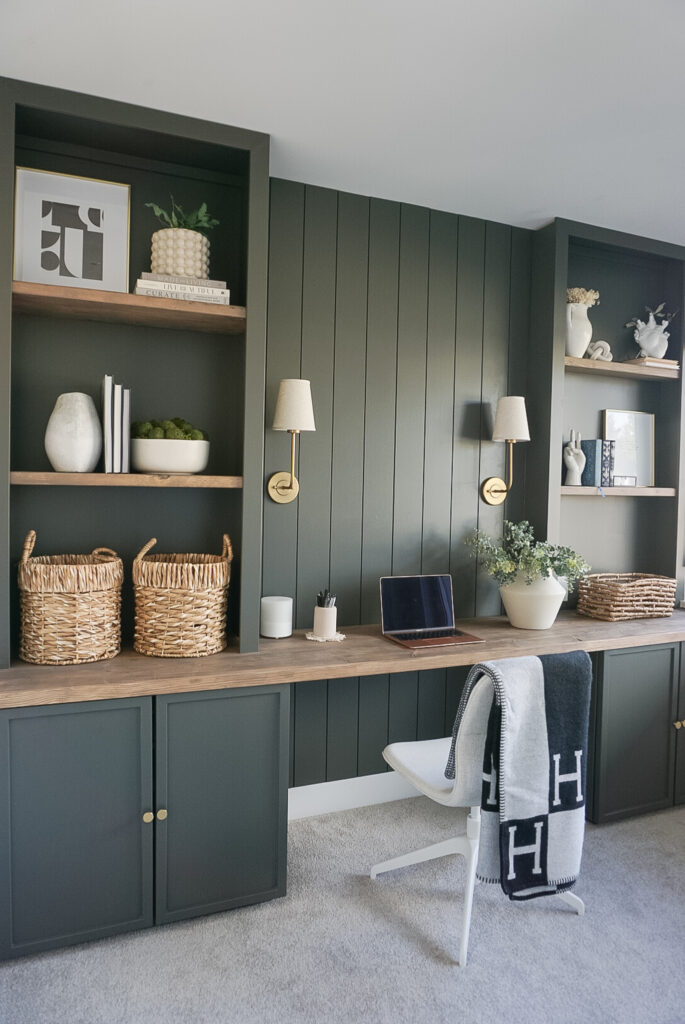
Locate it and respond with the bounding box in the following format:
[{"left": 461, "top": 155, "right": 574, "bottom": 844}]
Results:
[
  {"left": 623, "top": 356, "right": 679, "bottom": 370},
  {"left": 101, "top": 375, "right": 131, "bottom": 473},
  {"left": 134, "top": 273, "right": 231, "bottom": 305}
]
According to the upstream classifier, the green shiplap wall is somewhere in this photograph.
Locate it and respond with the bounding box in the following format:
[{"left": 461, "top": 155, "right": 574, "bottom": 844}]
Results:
[{"left": 263, "top": 180, "right": 532, "bottom": 787}]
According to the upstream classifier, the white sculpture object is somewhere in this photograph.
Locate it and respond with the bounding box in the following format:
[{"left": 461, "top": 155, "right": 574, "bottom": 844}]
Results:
[
  {"left": 586, "top": 340, "right": 613, "bottom": 361},
  {"left": 563, "top": 429, "right": 585, "bottom": 486},
  {"left": 632, "top": 311, "right": 670, "bottom": 360},
  {"left": 45, "top": 392, "right": 102, "bottom": 472}
]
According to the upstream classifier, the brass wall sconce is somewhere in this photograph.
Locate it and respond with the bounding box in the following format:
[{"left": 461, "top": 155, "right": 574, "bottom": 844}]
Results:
[
  {"left": 480, "top": 396, "right": 530, "bottom": 506},
  {"left": 267, "top": 379, "right": 316, "bottom": 503}
]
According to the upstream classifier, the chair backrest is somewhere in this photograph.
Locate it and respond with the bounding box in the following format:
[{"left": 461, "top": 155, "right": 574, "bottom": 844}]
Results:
[{"left": 446, "top": 674, "right": 493, "bottom": 807}]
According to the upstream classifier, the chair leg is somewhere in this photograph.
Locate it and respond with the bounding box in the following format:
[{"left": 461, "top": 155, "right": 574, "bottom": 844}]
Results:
[
  {"left": 370, "top": 835, "right": 468, "bottom": 880},
  {"left": 557, "top": 890, "right": 585, "bottom": 915},
  {"left": 370, "top": 806, "right": 481, "bottom": 967},
  {"left": 458, "top": 807, "right": 480, "bottom": 966}
]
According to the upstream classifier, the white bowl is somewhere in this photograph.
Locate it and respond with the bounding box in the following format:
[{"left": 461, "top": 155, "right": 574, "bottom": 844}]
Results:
[{"left": 131, "top": 438, "right": 210, "bottom": 474}]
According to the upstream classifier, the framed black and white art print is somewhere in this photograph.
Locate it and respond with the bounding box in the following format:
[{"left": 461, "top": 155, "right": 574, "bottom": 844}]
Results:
[{"left": 14, "top": 168, "right": 130, "bottom": 292}]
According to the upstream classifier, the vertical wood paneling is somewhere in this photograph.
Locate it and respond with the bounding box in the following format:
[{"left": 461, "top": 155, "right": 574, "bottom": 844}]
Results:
[
  {"left": 388, "top": 204, "right": 430, "bottom": 745},
  {"left": 505, "top": 228, "right": 532, "bottom": 526},
  {"left": 357, "top": 675, "right": 390, "bottom": 776},
  {"left": 476, "top": 222, "right": 512, "bottom": 615},
  {"left": 422, "top": 210, "right": 458, "bottom": 574},
  {"left": 326, "top": 677, "right": 359, "bottom": 781},
  {"left": 296, "top": 186, "right": 338, "bottom": 628},
  {"left": 449, "top": 217, "right": 486, "bottom": 618},
  {"left": 292, "top": 679, "right": 327, "bottom": 787},
  {"left": 360, "top": 199, "right": 400, "bottom": 624},
  {"left": 262, "top": 180, "right": 304, "bottom": 599},
  {"left": 392, "top": 204, "right": 430, "bottom": 576},
  {"left": 266, "top": 181, "right": 532, "bottom": 786},
  {"left": 329, "top": 193, "right": 369, "bottom": 625}
]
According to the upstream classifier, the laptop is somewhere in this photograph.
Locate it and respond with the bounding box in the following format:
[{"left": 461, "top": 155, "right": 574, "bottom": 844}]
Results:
[{"left": 379, "top": 574, "right": 484, "bottom": 651}]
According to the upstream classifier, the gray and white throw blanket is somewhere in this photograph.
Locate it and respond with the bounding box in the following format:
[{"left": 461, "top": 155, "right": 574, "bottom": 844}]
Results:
[{"left": 445, "top": 652, "right": 592, "bottom": 901}]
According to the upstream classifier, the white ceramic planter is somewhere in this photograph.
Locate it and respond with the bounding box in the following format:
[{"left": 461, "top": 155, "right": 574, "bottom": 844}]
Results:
[
  {"left": 131, "top": 438, "right": 209, "bottom": 475},
  {"left": 500, "top": 572, "right": 565, "bottom": 630},
  {"left": 44, "top": 392, "right": 102, "bottom": 472},
  {"left": 150, "top": 228, "right": 209, "bottom": 278}
]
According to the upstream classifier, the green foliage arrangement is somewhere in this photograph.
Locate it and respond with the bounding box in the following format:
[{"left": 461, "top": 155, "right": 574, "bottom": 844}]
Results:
[
  {"left": 470, "top": 520, "right": 590, "bottom": 588},
  {"left": 132, "top": 418, "right": 208, "bottom": 442},
  {"left": 145, "top": 195, "right": 219, "bottom": 232}
]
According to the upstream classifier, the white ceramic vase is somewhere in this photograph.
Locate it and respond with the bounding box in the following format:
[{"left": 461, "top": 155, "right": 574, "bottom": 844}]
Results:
[
  {"left": 44, "top": 392, "right": 102, "bottom": 472},
  {"left": 566, "top": 302, "right": 593, "bottom": 358},
  {"left": 500, "top": 572, "right": 565, "bottom": 630},
  {"left": 151, "top": 228, "right": 209, "bottom": 278}
]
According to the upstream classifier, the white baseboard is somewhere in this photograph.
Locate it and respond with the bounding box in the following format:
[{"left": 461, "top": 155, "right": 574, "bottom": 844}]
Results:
[{"left": 288, "top": 770, "right": 419, "bottom": 820}]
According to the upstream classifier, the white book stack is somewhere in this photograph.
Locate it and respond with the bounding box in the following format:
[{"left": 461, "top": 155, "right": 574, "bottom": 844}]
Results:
[
  {"left": 101, "top": 375, "right": 131, "bottom": 473},
  {"left": 134, "top": 272, "right": 231, "bottom": 305}
]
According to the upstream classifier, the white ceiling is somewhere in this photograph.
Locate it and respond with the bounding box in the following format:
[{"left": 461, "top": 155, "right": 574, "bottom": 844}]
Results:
[{"left": 2, "top": 0, "right": 685, "bottom": 245}]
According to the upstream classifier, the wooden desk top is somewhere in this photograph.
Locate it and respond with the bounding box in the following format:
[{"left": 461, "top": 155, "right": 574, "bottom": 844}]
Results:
[{"left": 1, "top": 609, "right": 684, "bottom": 709}]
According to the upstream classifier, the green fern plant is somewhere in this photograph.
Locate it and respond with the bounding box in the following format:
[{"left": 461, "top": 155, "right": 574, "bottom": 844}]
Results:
[{"left": 145, "top": 195, "right": 219, "bottom": 232}]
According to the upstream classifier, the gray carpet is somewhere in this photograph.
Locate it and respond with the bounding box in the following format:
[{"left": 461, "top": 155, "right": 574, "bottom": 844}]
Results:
[{"left": 1, "top": 797, "right": 684, "bottom": 1024}]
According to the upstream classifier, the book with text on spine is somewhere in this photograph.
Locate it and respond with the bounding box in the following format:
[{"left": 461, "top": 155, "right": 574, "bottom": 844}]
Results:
[
  {"left": 134, "top": 285, "right": 232, "bottom": 305},
  {"left": 101, "top": 374, "right": 113, "bottom": 473},
  {"left": 135, "top": 278, "right": 230, "bottom": 299},
  {"left": 141, "top": 271, "right": 227, "bottom": 289}
]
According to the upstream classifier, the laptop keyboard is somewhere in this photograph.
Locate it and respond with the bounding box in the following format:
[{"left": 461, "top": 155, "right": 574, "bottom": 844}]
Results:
[{"left": 394, "top": 629, "right": 462, "bottom": 640}]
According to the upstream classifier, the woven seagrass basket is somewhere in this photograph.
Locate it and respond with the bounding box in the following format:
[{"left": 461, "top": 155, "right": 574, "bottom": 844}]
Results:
[
  {"left": 577, "top": 572, "right": 677, "bottom": 621},
  {"left": 132, "top": 535, "right": 233, "bottom": 657},
  {"left": 18, "top": 530, "right": 123, "bottom": 665}
]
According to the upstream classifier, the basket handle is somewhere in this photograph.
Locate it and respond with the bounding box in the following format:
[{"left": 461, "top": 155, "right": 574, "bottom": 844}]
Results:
[
  {"left": 222, "top": 534, "right": 233, "bottom": 562},
  {"left": 92, "top": 547, "right": 118, "bottom": 559},
  {"left": 134, "top": 537, "right": 157, "bottom": 563},
  {"left": 21, "top": 530, "right": 37, "bottom": 564}
]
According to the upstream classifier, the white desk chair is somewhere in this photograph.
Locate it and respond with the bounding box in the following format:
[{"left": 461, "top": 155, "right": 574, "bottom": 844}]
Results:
[{"left": 370, "top": 675, "right": 584, "bottom": 966}]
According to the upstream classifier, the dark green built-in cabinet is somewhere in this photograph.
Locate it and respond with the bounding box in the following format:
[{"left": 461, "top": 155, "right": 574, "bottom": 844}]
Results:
[
  {"left": 0, "top": 685, "right": 288, "bottom": 959},
  {"left": 587, "top": 644, "right": 685, "bottom": 823},
  {"left": 0, "top": 76, "right": 270, "bottom": 660}
]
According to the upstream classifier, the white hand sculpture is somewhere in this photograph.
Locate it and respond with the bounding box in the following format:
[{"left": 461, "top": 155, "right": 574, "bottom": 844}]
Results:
[{"left": 563, "top": 429, "right": 585, "bottom": 486}]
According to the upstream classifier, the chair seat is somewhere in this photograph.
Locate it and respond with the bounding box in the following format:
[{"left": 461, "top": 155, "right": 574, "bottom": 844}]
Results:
[{"left": 383, "top": 737, "right": 457, "bottom": 805}]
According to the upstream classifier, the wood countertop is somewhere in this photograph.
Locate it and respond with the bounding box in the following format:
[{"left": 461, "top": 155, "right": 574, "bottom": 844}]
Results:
[{"left": 1, "top": 609, "right": 684, "bottom": 709}]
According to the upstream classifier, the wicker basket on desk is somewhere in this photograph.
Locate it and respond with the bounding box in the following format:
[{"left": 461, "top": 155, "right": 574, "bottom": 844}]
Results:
[
  {"left": 577, "top": 572, "right": 677, "bottom": 621},
  {"left": 133, "top": 535, "right": 233, "bottom": 657},
  {"left": 18, "top": 530, "right": 123, "bottom": 665}
]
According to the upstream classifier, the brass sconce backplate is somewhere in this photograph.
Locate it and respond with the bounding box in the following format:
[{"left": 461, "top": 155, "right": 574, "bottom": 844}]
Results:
[
  {"left": 481, "top": 476, "right": 507, "bottom": 506},
  {"left": 267, "top": 471, "right": 300, "bottom": 504}
]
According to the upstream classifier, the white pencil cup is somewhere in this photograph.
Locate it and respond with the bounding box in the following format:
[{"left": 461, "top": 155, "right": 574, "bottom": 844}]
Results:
[
  {"left": 313, "top": 606, "right": 337, "bottom": 639},
  {"left": 260, "top": 596, "right": 293, "bottom": 638}
]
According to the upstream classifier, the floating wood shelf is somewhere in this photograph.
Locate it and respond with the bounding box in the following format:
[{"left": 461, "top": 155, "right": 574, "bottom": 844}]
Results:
[
  {"left": 10, "top": 472, "right": 243, "bottom": 489},
  {"left": 12, "top": 281, "right": 247, "bottom": 335},
  {"left": 564, "top": 355, "right": 679, "bottom": 381},
  {"left": 561, "top": 485, "right": 676, "bottom": 497}
]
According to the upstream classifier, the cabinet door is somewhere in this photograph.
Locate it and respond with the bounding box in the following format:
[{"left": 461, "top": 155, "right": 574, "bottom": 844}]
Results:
[
  {"left": 0, "top": 698, "right": 154, "bottom": 959},
  {"left": 155, "top": 685, "right": 289, "bottom": 925},
  {"left": 675, "top": 644, "right": 685, "bottom": 806},
  {"left": 592, "top": 644, "right": 679, "bottom": 823}
]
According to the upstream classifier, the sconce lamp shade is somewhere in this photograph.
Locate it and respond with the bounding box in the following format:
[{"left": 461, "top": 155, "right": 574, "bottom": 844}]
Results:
[
  {"left": 272, "top": 379, "right": 316, "bottom": 432},
  {"left": 492, "top": 396, "right": 529, "bottom": 442}
]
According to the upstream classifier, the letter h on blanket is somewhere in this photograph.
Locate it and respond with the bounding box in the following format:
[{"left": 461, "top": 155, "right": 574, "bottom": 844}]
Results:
[{"left": 370, "top": 651, "right": 592, "bottom": 965}]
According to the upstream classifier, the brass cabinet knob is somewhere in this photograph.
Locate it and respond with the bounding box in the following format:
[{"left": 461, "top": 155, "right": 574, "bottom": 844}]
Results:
[
  {"left": 156, "top": 808, "right": 168, "bottom": 821},
  {"left": 142, "top": 811, "right": 154, "bottom": 823},
  {"left": 675, "top": 721, "right": 682, "bottom": 730}
]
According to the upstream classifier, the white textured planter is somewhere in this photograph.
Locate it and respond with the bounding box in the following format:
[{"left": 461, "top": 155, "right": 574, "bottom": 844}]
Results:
[
  {"left": 500, "top": 572, "right": 565, "bottom": 630},
  {"left": 44, "top": 392, "right": 102, "bottom": 472},
  {"left": 150, "top": 228, "right": 209, "bottom": 278},
  {"left": 566, "top": 302, "right": 593, "bottom": 358}
]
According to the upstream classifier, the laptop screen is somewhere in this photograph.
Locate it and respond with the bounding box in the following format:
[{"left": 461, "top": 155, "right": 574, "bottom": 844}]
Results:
[{"left": 380, "top": 575, "right": 455, "bottom": 634}]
